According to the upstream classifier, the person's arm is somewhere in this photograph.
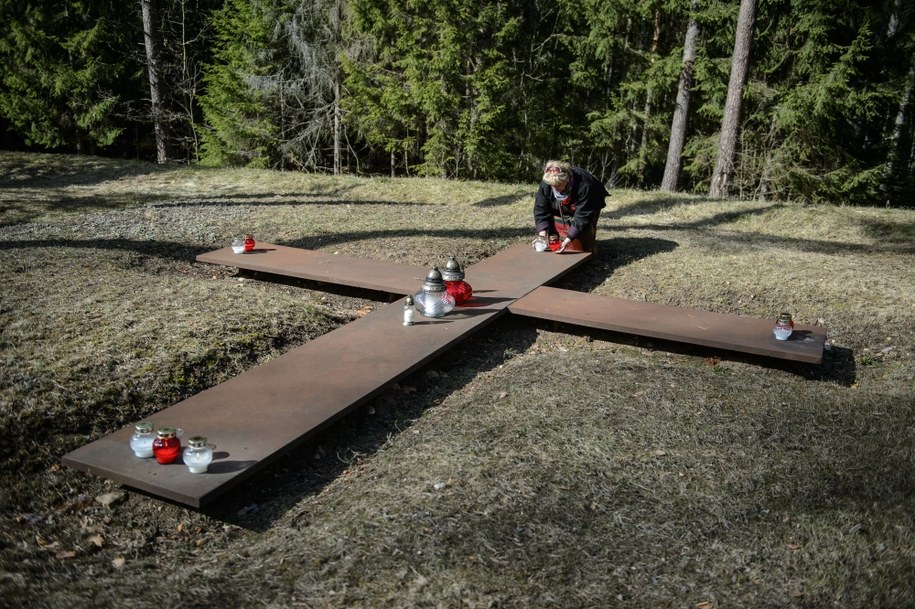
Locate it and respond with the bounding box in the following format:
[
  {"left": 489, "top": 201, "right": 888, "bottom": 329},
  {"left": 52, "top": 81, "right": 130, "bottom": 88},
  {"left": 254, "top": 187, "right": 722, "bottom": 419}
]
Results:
[
  {"left": 566, "top": 173, "right": 606, "bottom": 239},
  {"left": 533, "top": 183, "right": 558, "bottom": 237}
]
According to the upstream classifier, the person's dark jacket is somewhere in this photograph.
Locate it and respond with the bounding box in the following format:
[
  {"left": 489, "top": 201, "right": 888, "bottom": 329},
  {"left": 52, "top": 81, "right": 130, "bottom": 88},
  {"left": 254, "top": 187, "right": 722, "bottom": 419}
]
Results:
[{"left": 533, "top": 166, "right": 608, "bottom": 240}]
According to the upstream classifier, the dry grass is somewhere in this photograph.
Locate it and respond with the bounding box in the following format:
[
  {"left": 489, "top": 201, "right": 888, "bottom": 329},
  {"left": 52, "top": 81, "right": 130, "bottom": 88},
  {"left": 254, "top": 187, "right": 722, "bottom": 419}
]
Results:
[{"left": 0, "top": 151, "right": 912, "bottom": 608}]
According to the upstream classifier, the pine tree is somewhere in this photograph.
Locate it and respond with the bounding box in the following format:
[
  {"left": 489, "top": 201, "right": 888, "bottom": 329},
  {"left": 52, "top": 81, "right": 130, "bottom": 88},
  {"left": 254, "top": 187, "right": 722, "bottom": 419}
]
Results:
[
  {"left": 727, "top": 0, "right": 913, "bottom": 204},
  {"left": 275, "top": 0, "right": 347, "bottom": 172},
  {"left": 141, "top": 0, "right": 168, "bottom": 163},
  {"left": 139, "top": 0, "right": 218, "bottom": 163},
  {"left": 0, "top": 0, "right": 137, "bottom": 153},
  {"left": 344, "top": 0, "right": 551, "bottom": 179},
  {"left": 198, "top": 0, "right": 292, "bottom": 167}
]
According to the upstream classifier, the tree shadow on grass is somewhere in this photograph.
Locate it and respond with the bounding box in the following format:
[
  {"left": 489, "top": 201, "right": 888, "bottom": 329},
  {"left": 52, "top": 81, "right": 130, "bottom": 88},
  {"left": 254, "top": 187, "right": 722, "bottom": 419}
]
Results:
[
  {"left": 0, "top": 237, "right": 212, "bottom": 263},
  {"left": 604, "top": 193, "right": 703, "bottom": 218},
  {"left": 0, "top": 193, "right": 438, "bottom": 227},
  {"left": 472, "top": 193, "right": 528, "bottom": 208},
  {"left": 547, "top": 236, "right": 680, "bottom": 294},
  {"left": 0, "top": 152, "right": 165, "bottom": 189},
  {"left": 149, "top": 195, "right": 434, "bottom": 208},
  {"left": 0, "top": 226, "right": 526, "bottom": 264},
  {"left": 283, "top": 226, "right": 534, "bottom": 253}
]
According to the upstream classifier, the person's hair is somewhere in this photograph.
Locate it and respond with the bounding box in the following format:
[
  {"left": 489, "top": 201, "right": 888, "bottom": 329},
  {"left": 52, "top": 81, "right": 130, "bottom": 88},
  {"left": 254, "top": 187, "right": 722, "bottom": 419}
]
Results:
[{"left": 542, "top": 160, "right": 571, "bottom": 187}]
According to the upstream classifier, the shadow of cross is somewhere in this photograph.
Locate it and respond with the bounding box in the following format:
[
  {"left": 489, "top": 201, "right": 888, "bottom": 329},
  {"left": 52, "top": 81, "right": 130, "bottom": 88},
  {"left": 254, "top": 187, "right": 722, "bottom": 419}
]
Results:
[{"left": 61, "top": 242, "right": 825, "bottom": 507}]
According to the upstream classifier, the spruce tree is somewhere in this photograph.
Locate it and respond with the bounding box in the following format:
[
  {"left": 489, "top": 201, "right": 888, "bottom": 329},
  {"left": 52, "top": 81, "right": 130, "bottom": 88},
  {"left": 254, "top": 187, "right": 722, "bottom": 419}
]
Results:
[
  {"left": 344, "top": 0, "right": 553, "bottom": 179},
  {"left": 198, "top": 0, "right": 292, "bottom": 167},
  {"left": 0, "top": 0, "right": 137, "bottom": 153}
]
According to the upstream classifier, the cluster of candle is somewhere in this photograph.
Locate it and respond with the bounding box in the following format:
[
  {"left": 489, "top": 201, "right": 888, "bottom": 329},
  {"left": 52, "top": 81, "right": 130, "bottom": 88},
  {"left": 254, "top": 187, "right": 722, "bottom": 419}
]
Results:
[
  {"left": 532, "top": 235, "right": 562, "bottom": 251},
  {"left": 130, "top": 422, "right": 213, "bottom": 474},
  {"left": 407, "top": 256, "right": 474, "bottom": 322},
  {"left": 231, "top": 234, "right": 256, "bottom": 254}
]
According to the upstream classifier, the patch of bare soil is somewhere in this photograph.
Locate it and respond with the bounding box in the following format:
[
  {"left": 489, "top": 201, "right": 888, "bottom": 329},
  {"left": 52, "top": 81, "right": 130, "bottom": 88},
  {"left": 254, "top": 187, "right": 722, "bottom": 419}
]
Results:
[{"left": 1, "top": 152, "right": 913, "bottom": 608}]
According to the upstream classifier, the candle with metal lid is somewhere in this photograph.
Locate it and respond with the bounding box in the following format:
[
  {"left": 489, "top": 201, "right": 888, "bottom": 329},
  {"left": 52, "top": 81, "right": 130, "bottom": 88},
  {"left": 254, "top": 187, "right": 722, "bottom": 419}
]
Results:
[
  {"left": 773, "top": 312, "right": 794, "bottom": 340},
  {"left": 129, "top": 421, "right": 155, "bottom": 458},
  {"left": 183, "top": 436, "right": 213, "bottom": 473},
  {"left": 414, "top": 267, "right": 455, "bottom": 318},
  {"left": 442, "top": 256, "right": 473, "bottom": 305},
  {"left": 152, "top": 427, "right": 181, "bottom": 464}
]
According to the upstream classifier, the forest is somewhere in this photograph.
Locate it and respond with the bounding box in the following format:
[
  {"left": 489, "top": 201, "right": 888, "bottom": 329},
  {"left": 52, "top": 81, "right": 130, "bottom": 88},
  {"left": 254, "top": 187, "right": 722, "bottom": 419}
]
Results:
[{"left": 1, "top": 0, "right": 913, "bottom": 206}]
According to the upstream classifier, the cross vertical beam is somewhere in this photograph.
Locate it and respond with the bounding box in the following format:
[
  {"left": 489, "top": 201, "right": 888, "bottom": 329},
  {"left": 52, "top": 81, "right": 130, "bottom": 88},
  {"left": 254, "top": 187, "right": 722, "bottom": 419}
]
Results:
[{"left": 61, "top": 245, "right": 592, "bottom": 506}]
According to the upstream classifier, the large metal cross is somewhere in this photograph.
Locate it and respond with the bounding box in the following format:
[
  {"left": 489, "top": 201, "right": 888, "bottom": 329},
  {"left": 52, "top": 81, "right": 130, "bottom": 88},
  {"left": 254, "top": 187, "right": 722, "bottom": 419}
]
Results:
[{"left": 63, "top": 242, "right": 825, "bottom": 507}]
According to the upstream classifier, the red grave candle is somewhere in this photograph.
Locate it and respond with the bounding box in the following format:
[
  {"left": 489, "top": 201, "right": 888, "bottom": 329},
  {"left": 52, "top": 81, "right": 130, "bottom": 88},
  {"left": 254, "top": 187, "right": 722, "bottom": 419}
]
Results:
[
  {"left": 243, "top": 234, "right": 256, "bottom": 252},
  {"left": 441, "top": 257, "right": 473, "bottom": 305},
  {"left": 445, "top": 280, "right": 473, "bottom": 305},
  {"left": 152, "top": 427, "right": 181, "bottom": 464}
]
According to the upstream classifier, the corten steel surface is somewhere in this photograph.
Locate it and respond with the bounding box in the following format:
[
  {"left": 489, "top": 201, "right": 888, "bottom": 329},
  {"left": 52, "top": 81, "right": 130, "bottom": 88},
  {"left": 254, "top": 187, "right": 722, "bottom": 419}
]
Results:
[
  {"left": 196, "top": 243, "right": 428, "bottom": 295},
  {"left": 62, "top": 244, "right": 591, "bottom": 506},
  {"left": 509, "top": 286, "right": 827, "bottom": 364}
]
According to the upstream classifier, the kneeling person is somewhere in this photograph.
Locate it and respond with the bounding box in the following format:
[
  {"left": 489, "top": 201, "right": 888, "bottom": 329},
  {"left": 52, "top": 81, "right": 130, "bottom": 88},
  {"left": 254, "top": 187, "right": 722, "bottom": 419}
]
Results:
[{"left": 533, "top": 160, "right": 608, "bottom": 253}]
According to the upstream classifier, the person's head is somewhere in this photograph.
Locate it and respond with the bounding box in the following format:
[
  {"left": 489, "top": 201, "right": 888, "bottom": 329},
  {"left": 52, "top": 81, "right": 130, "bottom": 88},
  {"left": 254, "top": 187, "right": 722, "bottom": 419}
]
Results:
[{"left": 542, "top": 160, "right": 571, "bottom": 188}]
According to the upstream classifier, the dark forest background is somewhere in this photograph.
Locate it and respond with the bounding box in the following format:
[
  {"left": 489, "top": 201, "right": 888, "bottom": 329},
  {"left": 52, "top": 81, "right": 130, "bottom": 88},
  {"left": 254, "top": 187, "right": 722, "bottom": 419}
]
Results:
[{"left": 1, "top": 0, "right": 913, "bottom": 206}]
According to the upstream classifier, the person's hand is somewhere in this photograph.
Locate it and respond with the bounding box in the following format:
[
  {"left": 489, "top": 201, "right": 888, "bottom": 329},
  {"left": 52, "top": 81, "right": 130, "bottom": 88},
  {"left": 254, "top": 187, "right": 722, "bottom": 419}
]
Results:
[{"left": 554, "top": 237, "right": 572, "bottom": 253}]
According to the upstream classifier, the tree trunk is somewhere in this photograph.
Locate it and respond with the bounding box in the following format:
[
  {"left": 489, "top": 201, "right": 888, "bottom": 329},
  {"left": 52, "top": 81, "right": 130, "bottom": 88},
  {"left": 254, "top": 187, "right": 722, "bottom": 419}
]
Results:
[
  {"left": 141, "top": 0, "right": 167, "bottom": 164},
  {"left": 661, "top": 0, "right": 700, "bottom": 192},
  {"left": 637, "top": 9, "right": 661, "bottom": 185},
  {"left": 882, "top": 56, "right": 914, "bottom": 202},
  {"left": 881, "top": 1, "right": 912, "bottom": 203},
  {"left": 709, "top": 0, "right": 756, "bottom": 198},
  {"left": 333, "top": 75, "right": 342, "bottom": 175}
]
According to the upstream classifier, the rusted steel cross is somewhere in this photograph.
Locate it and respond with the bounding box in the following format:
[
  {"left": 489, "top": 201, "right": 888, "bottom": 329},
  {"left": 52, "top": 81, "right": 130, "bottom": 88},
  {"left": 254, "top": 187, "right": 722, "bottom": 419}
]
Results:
[{"left": 63, "top": 243, "right": 825, "bottom": 507}]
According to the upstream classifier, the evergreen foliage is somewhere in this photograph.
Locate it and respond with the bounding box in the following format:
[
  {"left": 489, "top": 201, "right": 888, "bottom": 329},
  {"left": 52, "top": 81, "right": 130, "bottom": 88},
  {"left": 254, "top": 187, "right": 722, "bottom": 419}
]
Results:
[
  {"left": 198, "top": 0, "right": 289, "bottom": 167},
  {"left": 0, "top": 1, "right": 137, "bottom": 152},
  {"left": 150, "top": 0, "right": 222, "bottom": 163},
  {"left": 0, "top": 0, "right": 912, "bottom": 205},
  {"left": 732, "top": 0, "right": 910, "bottom": 204},
  {"left": 345, "top": 0, "right": 549, "bottom": 179},
  {"left": 276, "top": 0, "right": 346, "bottom": 171}
]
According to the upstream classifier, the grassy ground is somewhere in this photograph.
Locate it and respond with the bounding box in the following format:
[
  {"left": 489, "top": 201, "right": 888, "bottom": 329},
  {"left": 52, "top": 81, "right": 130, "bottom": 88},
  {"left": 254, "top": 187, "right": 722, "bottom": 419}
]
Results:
[{"left": 0, "top": 151, "right": 912, "bottom": 608}]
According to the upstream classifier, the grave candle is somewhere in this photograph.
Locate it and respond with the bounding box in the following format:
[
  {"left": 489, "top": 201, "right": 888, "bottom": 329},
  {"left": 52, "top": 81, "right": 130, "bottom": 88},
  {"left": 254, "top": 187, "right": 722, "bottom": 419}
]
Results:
[
  {"left": 442, "top": 256, "right": 473, "bottom": 305},
  {"left": 152, "top": 427, "right": 182, "bottom": 464},
  {"left": 773, "top": 312, "right": 794, "bottom": 340},
  {"left": 183, "top": 436, "right": 213, "bottom": 474},
  {"left": 243, "top": 234, "right": 256, "bottom": 252},
  {"left": 129, "top": 421, "right": 155, "bottom": 458},
  {"left": 414, "top": 267, "right": 455, "bottom": 318},
  {"left": 403, "top": 295, "right": 416, "bottom": 326}
]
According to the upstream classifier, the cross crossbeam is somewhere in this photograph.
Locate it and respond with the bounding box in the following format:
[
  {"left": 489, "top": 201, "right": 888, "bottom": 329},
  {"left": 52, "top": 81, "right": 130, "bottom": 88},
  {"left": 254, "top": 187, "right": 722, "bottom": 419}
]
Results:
[{"left": 510, "top": 286, "right": 826, "bottom": 364}]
